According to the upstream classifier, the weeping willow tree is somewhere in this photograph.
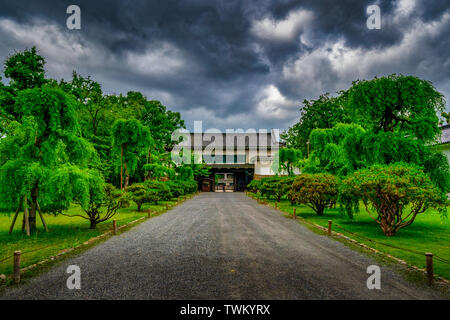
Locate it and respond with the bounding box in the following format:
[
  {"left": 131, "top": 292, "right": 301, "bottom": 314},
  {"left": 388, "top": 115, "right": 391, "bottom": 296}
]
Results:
[
  {"left": 271, "top": 148, "right": 302, "bottom": 176},
  {"left": 304, "top": 123, "right": 366, "bottom": 176},
  {"left": 112, "top": 119, "right": 153, "bottom": 190},
  {"left": 0, "top": 87, "right": 100, "bottom": 234}
]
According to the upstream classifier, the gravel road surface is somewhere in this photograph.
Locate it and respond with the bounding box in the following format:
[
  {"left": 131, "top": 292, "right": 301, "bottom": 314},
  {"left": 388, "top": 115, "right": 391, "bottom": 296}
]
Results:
[{"left": 0, "top": 193, "right": 446, "bottom": 300}]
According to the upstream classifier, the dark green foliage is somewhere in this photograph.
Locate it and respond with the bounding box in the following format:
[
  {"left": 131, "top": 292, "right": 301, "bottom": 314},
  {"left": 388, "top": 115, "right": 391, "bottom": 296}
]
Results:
[
  {"left": 247, "top": 180, "right": 262, "bottom": 193},
  {"left": 177, "top": 180, "right": 198, "bottom": 194},
  {"left": 126, "top": 183, "right": 152, "bottom": 212},
  {"left": 144, "top": 181, "right": 172, "bottom": 204},
  {"left": 0, "top": 48, "right": 192, "bottom": 234},
  {"left": 289, "top": 173, "right": 339, "bottom": 216},
  {"left": 4, "top": 47, "right": 46, "bottom": 90},
  {"left": 305, "top": 124, "right": 450, "bottom": 194},
  {"left": 183, "top": 153, "right": 211, "bottom": 180},
  {"left": 247, "top": 177, "right": 295, "bottom": 202},
  {"left": 112, "top": 119, "right": 153, "bottom": 189},
  {"left": 259, "top": 177, "right": 295, "bottom": 201},
  {"left": 305, "top": 124, "right": 366, "bottom": 176},
  {"left": 282, "top": 93, "right": 351, "bottom": 155},
  {"left": 272, "top": 148, "right": 302, "bottom": 176},
  {"left": 340, "top": 163, "right": 445, "bottom": 236},
  {"left": 178, "top": 166, "right": 194, "bottom": 181},
  {"left": 166, "top": 181, "right": 186, "bottom": 198},
  {"left": 63, "top": 183, "right": 127, "bottom": 229},
  {"left": 143, "top": 164, "right": 176, "bottom": 180},
  {"left": 0, "top": 84, "right": 100, "bottom": 232},
  {"left": 138, "top": 98, "right": 185, "bottom": 154},
  {"left": 348, "top": 74, "right": 445, "bottom": 143}
]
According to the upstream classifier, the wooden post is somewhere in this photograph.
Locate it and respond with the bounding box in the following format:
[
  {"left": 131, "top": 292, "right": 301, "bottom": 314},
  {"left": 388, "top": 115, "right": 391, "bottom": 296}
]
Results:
[
  {"left": 293, "top": 208, "right": 296, "bottom": 220},
  {"left": 14, "top": 251, "right": 21, "bottom": 284},
  {"left": 113, "top": 220, "right": 118, "bottom": 235},
  {"left": 147, "top": 209, "right": 151, "bottom": 218},
  {"left": 275, "top": 202, "right": 278, "bottom": 209},
  {"left": 425, "top": 253, "right": 433, "bottom": 286},
  {"left": 166, "top": 203, "right": 169, "bottom": 210},
  {"left": 328, "top": 220, "right": 332, "bottom": 236}
]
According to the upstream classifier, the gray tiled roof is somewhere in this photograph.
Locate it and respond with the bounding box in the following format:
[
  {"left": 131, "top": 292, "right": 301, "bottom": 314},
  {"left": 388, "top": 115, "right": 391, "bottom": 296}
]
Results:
[{"left": 439, "top": 125, "right": 450, "bottom": 145}]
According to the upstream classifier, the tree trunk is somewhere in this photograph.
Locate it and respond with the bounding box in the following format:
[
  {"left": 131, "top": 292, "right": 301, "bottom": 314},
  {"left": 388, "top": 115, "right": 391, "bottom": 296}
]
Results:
[
  {"left": 378, "top": 201, "right": 398, "bottom": 236},
  {"left": 315, "top": 203, "right": 325, "bottom": 216},
  {"left": 124, "top": 162, "right": 130, "bottom": 188},
  {"left": 137, "top": 203, "right": 142, "bottom": 212},
  {"left": 145, "top": 150, "right": 152, "bottom": 181},
  {"left": 28, "top": 186, "right": 39, "bottom": 233},
  {"left": 89, "top": 220, "right": 98, "bottom": 230},
  {"left": 379, "top": 215, "right": 397, "bottom": 236},
  {"left": 120, "top": 144, "right": 124, "bottom": 190}
]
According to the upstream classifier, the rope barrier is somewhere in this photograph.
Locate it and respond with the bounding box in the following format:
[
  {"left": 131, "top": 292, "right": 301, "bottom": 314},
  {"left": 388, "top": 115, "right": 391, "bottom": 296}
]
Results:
[{"left": 0, "top": 244, "right": 59, "bottom": 265}]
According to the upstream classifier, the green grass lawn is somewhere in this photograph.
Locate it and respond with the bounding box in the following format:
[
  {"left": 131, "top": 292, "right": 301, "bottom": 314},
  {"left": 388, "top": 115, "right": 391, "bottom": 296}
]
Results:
[
  {"left": 248, "top": 193, "right": 450, "bottom": 280},
  {"left": 0, "top": 197, "right": 187, "bottom": 277}
]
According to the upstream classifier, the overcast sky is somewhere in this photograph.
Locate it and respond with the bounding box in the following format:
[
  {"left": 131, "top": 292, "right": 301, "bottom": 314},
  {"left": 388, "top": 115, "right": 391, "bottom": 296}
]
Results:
[{"left": 0, "top": 0, "right": 448, "bottom": 131}]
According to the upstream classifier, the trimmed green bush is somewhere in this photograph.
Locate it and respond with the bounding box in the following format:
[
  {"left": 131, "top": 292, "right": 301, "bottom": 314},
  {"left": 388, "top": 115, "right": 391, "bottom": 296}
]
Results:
[
  {"left": 144, "top": 181, "right": 172, "bottom": 204},
  {"left": 126, "top": 183, "right": 153, "bottom": 212},
  {"left": 247, "top": 180, "right": 262, "bottom": 193},
  {"left": 340, "top": 163, "right": 445, "bottom": 236},
  {"left": 288, "top": 173, "right": 339, "bottom": 216}
]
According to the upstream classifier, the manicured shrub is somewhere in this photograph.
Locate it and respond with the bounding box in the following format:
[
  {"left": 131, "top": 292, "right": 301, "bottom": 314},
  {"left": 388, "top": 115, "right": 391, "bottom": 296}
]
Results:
[
  {"left": 166, "top": 180, "right": 186, "bottom": 198},
  {"left": 259, "top": 177, "right": 295, "bottom": 202},
  {"left": 64, "top": 183, "right": 127, "bottom": 229},
  {"left": 178, "top": 179, "right": 198, "bottom": 194},
  {"left": 126, "top": 183, "right": 153, "bottom": 211},
  {"left": 288, "top": 173, "right": 339, "bottom": 216},
  {"left": 340, "top": 163, "right": 445, "bottom": 236},
  {"left": 145, "top": 181, "right": 172, "bottom": 204},
  {"left": 247, "top": 180, "right": 262, "bottom": 193}
]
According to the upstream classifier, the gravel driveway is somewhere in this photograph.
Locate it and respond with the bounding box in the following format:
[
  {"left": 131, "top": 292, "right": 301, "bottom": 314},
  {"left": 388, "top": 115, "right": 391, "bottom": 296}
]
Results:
[{"left": 0, "top": 193, "right": 445, "bottom": 300}]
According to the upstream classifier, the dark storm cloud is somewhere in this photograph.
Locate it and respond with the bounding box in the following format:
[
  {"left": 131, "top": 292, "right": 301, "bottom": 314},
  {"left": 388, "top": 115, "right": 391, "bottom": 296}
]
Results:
[{"left": 0, "top": 0, "right": 449, "bottom": 131}]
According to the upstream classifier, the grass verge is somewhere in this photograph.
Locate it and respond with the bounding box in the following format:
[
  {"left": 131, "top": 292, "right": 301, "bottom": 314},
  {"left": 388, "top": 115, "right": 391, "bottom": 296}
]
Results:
[
  {"left": 247, "top": 192, "right": 450, "bottom": 280},
  {"left": 0, "top": 195, "right": 195, "bottom": 283}
]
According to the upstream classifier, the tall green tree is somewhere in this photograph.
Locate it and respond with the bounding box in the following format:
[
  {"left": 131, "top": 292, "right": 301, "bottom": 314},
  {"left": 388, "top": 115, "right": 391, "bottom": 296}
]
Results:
[
  {"left": 4, "top": 47, "right": 47, "bottom": 91},
  {"left": 59, "top": 73, "right": 121, "bottom": 181},
  {"left": 272, "top": 148, "right": 302, "bottom": 176},
  {"left": 0, "top": 49, "right": 101, "bottom": 234},
  {"left": 282, "top": 94, "right": 350, "bottom": 155},
  {"left": 348, "top": 74, "right": 445, "bottom": 143},
  {"left": 0, "top": 47, "right": 47, "bottom": 134},
  {"left": 0, "top": 87, "right": 99, "bottom": 232},
  {"left": 112, "top": 119, "right": 153, "bottom": 190},
  {"left": 60, "top": 72, "right": 105, "bottom": 137}
]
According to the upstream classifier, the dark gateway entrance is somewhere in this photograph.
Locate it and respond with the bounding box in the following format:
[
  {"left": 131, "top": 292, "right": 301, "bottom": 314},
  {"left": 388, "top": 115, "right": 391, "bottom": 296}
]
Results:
[{"left": 200, "top": 164, "right": 254, "bottom": 192}]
